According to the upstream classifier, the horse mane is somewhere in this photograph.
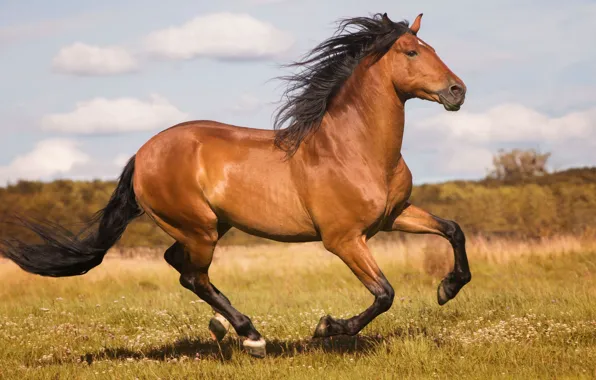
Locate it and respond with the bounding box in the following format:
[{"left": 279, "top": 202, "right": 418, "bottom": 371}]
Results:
[{"left": 273, "top": 13, "right": 412, "bottom": 156}]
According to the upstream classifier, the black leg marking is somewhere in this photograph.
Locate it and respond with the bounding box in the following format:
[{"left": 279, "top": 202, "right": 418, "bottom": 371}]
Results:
[
  {"left": 436, "top": 219, "right": 472, "bottom": 305},
  {"left": 313, "top": 249, "right": 395, "bottom": 339},
  {"left": 164, "top": 242, "right": 266, "bottom": 357}
]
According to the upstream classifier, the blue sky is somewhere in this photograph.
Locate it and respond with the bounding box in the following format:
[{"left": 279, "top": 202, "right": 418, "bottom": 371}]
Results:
[{"left": 1, "top": 0, "right": 595, "bottom": 185}]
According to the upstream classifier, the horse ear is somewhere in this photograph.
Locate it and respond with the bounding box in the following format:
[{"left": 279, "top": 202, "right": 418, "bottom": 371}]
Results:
[
  {"left": 382, "top": 13, "right": 392, "bottom": 25},
  {"left": 410, "top": 13, "right": 423, "bottom": 34}
]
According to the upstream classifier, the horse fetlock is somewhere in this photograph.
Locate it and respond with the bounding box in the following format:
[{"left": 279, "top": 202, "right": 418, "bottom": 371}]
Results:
[
  {"left": 234, "top": 317, "right": 261, "bottom": 342},
  {"left": 458, "top": 271, "right": 472, "bottom": 285},
  {"left": 377, "top": 289, "right": 395, "bottom": 312}
]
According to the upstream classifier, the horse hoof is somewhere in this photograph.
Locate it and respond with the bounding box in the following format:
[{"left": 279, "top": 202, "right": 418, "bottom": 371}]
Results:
[
  {"left": 313, "top": 315, "right": 331, "bottom": 338},
  {"left": 437, "top": 271, "right": 471, "bottom": 306},
  {"left": 437, "top": 282, "right": 450, "bottom": 306},
  {"left": 313, "top": 315, "right": 349, "bottom": 338},
  {"left": 243, "top": 338, "right": 266, "bottom": 358},
  {"left": 208, "top": 313, "right": 230, "bottom": 342}
]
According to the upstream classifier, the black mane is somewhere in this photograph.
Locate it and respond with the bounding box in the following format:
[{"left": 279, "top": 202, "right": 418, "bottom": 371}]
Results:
[{"left": 273, "top": 13, "right": 412, "bottom": 156}]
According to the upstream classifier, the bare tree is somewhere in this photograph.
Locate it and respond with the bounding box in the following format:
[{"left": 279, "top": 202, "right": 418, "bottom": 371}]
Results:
[{"left": 488, "top": 149, "right": 551, "bottom": 181}]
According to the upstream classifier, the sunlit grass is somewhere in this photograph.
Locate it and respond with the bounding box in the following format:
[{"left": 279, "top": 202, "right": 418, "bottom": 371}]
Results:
[{"left": 1, "top": 235, "right": 595, "bottom": 379}]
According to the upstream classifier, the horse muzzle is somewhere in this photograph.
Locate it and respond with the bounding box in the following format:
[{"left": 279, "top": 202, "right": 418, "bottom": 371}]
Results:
[{"left": 437, "top": 82, "right": 466, "bottom": 111}]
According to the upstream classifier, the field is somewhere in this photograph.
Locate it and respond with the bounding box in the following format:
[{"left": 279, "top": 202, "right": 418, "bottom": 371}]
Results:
[{"left": 1, "top": 235, "right": 596, "bottom": 379}]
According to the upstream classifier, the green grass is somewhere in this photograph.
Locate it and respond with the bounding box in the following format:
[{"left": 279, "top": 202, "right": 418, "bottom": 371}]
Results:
[{"left": 1, "top": 236, "right": 596, "bottom": 379}]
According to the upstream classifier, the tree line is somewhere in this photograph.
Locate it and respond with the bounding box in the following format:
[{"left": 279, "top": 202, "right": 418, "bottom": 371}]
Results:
[{"left": 1, "top": 150, "right": 594, "bottom": 249}]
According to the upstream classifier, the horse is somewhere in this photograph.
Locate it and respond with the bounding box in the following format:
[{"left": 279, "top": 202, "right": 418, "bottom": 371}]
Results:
[{"left": 2, "top": 12, "right": 471, "bottom": 358}]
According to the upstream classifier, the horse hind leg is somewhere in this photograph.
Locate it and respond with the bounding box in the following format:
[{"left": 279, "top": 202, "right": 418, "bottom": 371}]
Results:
[
  {"left": 163, "top": 242, "right": 230, "bottom": 341},
  {"left": 163, "top": 231, "right": 267, "bottom": 358},
  {"left": 207, "top": 223, "right": 234, "bottom": 341},
  {"left": 164, "top": 224, "right": 234, "bottom": 342}
]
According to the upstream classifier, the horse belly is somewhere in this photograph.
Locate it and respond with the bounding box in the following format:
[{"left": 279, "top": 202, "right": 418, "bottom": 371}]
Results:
[{"left": 200, "top": 157, "right": 318, "bottom": 242}]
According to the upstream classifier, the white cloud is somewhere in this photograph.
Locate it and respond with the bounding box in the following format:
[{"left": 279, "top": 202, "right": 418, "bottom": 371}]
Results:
[
  {"left": 41, "top": 94, "right": 189, "bottom": 134},
  {"left": 0, "top": 139, "right": 89, "bottom": 185},
  {"left": 144, "top": 12, "right": 294, "bottom": 61},
  {"left": 410, "top": 104, "right": 596, "bottom": 178},
  {"left": 442, "top": 147, "right": 495, "bottom": 175},
  {"left": 0, "top": 145, "right": 142, "bottom": 185},
  {"left": 61, "top": 157, "right": 134, "bottom": 182},
  {"left": 418, "top": 104, "right": 596, "bottom": 144},
  {"left": 52, "top": 43, "right": 138, "bottom": 76}
]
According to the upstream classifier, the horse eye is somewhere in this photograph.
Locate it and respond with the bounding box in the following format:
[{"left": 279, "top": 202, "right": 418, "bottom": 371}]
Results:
[{"left": 406, "top": 50, "right": 418, "bottom": 57}]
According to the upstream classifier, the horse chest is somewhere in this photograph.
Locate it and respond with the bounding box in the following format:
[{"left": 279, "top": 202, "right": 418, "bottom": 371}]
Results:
[
  {"left": 372, "top": 156, "right": 413, "bottom": 213},
  {"left": 337, "top": 176, "right": 412, "bottom": 231},
  {"left": 373, "top": 160, "right": 414, "bottom": 227}
]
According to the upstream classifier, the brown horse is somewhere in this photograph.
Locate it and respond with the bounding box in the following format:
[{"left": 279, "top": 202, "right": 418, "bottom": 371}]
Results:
[{"left": 2, "top": 13, "right": 471, "bottom": 358}]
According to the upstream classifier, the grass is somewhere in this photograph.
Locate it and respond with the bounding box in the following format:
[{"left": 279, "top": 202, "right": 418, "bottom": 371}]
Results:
[{"left": 1, "top": 234, "right": 596, "bottom": 379}]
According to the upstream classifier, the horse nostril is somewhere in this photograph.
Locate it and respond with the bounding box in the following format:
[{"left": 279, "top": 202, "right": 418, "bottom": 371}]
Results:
[{"left": 449, "top": 84, "right": 464, "bottom": 98}]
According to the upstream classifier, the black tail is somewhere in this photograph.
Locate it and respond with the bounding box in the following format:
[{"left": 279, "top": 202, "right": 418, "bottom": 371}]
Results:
[{"left": 0, "top": 156, "right": 143, "bottom": 277}]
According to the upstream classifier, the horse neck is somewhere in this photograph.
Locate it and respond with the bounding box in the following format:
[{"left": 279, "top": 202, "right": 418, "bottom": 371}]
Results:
[{"left": 315, "top": 57, "right": 406, "bottom": 169}]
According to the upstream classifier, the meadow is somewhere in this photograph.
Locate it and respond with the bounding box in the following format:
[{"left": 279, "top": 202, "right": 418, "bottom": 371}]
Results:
[{"left": 1, "top": 234, "right": 595, "bottom": 379}]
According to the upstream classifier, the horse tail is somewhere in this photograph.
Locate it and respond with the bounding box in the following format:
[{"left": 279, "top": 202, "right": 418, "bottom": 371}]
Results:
[{"left": 1, "top": 155, "right": 143, "bottom": 277}]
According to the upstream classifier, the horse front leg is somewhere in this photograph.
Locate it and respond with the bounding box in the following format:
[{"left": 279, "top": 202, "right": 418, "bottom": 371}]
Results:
[
  {"left": 313, "top": 235, "right": 394, "bottom": 338},
  {"left": 385, "top": 202, "right": 472, "bottom": 305}
]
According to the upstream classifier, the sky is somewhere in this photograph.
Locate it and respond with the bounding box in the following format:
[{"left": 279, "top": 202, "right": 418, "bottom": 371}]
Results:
[{"left": 1, "top": 0, "right": 595, "bottom": 186}]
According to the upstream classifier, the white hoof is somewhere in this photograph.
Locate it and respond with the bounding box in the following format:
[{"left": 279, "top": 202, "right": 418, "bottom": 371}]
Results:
[
  {"left": 243, "top": 338, "right": 266, "bottom": 358},
  {"left": 208, "top": 313, "right": 230, "bottom": 342}
]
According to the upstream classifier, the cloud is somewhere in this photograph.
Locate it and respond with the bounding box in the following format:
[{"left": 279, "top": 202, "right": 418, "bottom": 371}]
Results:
[
  {"left": 442, "top": 147, "right": 495, "bottom": 175},
  {"left": 409, "top": 104, "right": 596, "bottom": 179},
  {"left": 0, "top": 139, "right": 89, "bottom": 185},
  {"left": 52, "top": 43, "right": 138, "bottom": 76},
  {"left": 59, "top": 155, "right": 135, "bottom": 182},
  {"left": 144, "top": 12, "right": 294, "bottom": 61},
  {"left": 0, "top": 142, "right": 138, "bottom": 185},
  {"left": 41, "top": 94, "right": 189, "bottom": 134},
  {"left": 417, "top": 104, "right": 595, "bottom": 144}
]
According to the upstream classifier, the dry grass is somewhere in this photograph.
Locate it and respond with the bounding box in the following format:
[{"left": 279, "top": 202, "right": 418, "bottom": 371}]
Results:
[
  {"left": 108, "top": 233, "right": 596, "bottom": 273},
  {"left": 1, "top": 235, "right": 596, "bottom": 379}
]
